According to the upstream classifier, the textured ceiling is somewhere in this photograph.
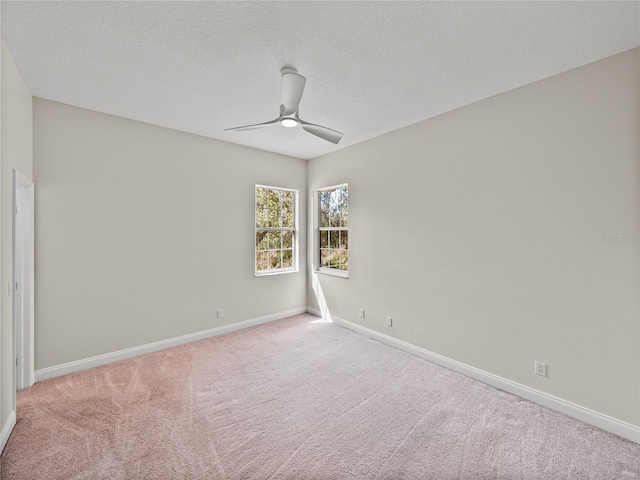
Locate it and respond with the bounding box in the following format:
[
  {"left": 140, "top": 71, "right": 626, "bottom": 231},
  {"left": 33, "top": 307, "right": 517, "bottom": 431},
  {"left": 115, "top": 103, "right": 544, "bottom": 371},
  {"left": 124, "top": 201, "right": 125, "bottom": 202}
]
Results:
[{"left": 1, "top": 1, "right": 639, "bottom": 160}]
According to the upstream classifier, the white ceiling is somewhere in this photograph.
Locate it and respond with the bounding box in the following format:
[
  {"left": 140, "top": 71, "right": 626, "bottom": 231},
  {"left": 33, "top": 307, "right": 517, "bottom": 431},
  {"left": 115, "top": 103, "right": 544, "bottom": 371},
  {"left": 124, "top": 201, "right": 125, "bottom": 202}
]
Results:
[{"left": 1, "top": 1, "right": 638, "bottom": 160}]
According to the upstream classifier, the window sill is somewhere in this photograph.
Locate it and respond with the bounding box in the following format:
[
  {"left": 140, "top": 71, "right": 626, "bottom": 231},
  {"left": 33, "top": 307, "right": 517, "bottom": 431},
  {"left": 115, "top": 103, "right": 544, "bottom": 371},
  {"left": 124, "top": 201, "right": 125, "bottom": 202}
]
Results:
[
  {"left": 255, "top": 268, "right": 298, "bottom": 277},
  {"left": 316, "top": 268, "right": 348, "bottom": 279}
]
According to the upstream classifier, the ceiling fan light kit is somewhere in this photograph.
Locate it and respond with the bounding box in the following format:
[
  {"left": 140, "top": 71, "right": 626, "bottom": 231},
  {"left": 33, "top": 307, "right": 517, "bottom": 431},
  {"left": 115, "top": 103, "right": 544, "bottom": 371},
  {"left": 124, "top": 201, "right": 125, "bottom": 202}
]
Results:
[
  {"left": 225, "top": 67, "right": 343, "bottom": 144},
  {"left": 280, "top": 118, "right": 298, "bottom": 128}
]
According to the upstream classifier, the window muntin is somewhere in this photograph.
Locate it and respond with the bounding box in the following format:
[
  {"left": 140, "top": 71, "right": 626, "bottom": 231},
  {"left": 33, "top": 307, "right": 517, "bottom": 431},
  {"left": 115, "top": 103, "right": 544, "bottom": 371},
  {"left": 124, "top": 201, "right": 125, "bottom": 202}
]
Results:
[
  {"left": 255, "top": 186, "right": 297, "bottom": 275},
  {"left": 318, "top": 185, "right": 348, "bottom": 273}
]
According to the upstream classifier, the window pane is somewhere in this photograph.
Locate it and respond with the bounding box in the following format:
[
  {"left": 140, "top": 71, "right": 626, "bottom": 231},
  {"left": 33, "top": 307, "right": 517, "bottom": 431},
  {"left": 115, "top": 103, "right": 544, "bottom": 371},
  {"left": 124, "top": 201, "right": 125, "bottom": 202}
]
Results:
[
  {"left": 328, "top": 250, "right": 339, "bottom": 268},
  {"left": 268, "top": 207, "right": 281, "bottom": 228},
  {"left": 320, "top": 231, "right": 328, "bottom": 248},
  {"left": 282, "top": 191, "right": 293, "bottom": 228},
  {"left": 338, "top": 187, "right": 348, "bottom": 208},
  {"left": 337, "top": 249, "right": 348, "bottom": 270},
  {"left": 269, "top": 250, "right": 282, "bottom": 269},
  {"left": 341, "top": 186, "right": 348, "bottom": 201},
  {"left": 320, "top": 191, "right": 330, "bottom": 209},
  {"left": 320, "top": 210, "right": 329, "bottom": 228},
  {"left": 330, "top": 213, "right": 340, "bottom": 228},
  {"left": 256, "top": 208, "right": 269, "bottom": 228},
  {"left": 282, "top": 213, "right": 293, "bottom": 228},
  {"left": 256, "top": 188, "right": 268, "bottom": 208},
  {"left": 267, "top": 231, "right": 282, "bottom": 250},
  {"left": 282, "top": 231, "right": 293, "bottom": 249},
  {"left": 282, "top": 206, "right": 294, "bottom": 228},
  {"left": 339, "top": 231, "right": 348, "bottom": 249},
  {"left": 320, "top": 249, "right": 331, "bottom": 267},
  {"left": 256, "top": 251, "right": 269, "bottom": 271},
  {"left": 330, "top": 203, "right": 340, "bottom": 227},
  {"left": 256, "top": 231, "right": 268, "bottom": 251},
  {"left": 325, "top": 250, "right": 332, "bottom": 267},
  {"left": 282, "top": 249, "right": 293, "bottom": 268},
  {"left": 329, "top": 189, "right": 338, "bottom": 210},
  {"left": 267, "top": 189, "right": 280, "bottom": 208},
  {"left": 329, "top": 231, "right": 338, "bottom": 248},
  {"left": 320, "top": 192, "right": 330, "bottom": 227}
]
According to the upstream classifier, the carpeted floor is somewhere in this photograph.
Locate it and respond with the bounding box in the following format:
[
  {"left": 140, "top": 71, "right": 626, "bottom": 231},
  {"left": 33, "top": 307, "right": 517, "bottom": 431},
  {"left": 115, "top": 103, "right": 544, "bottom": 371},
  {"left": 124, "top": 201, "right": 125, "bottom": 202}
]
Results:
[{"left": 2, "top": 313, "right": 639, "bottom": 479}]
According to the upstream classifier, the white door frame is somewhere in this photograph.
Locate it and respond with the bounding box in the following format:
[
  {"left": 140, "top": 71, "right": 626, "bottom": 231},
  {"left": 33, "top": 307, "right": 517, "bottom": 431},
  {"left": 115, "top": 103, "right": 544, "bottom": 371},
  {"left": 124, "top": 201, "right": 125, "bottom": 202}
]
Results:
[{"left": 13, "top": 169, "right": 35, "bottom": 393}]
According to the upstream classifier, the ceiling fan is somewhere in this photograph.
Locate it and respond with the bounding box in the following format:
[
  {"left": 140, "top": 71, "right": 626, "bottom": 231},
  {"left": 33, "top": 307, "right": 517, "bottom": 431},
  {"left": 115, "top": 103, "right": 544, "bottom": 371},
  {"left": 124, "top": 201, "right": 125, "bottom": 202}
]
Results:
[{"left": 225, "top": 67, "right": 343, "bottom": 144}]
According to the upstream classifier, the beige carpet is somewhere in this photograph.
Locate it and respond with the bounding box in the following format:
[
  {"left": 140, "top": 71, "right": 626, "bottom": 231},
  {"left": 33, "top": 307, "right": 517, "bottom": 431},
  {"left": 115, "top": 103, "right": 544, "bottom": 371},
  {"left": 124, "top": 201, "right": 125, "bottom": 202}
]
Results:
[{"left": 2, "top": 313, "right": 639, "bottom": 479}]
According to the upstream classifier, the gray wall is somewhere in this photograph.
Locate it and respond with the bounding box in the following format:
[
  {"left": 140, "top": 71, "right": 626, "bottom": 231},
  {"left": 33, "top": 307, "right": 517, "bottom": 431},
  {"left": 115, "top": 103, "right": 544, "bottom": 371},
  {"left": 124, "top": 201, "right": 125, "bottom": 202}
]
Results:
[
  {"left": 1, "top": 40, "right": 33, "bottom": 433},
  {"left": 307, "top": 49, "right": 639, "bottom": 425},
  {"left": 33, "top": 99, "right": 307, "bottom": 369}
]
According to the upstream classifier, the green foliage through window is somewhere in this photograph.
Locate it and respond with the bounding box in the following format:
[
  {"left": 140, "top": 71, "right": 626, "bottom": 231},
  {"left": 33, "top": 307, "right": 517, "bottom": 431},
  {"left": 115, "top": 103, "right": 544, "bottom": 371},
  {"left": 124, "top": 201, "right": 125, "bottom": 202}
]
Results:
[{"left": 256, "top": 186, "right": 297, "bottom": 274}]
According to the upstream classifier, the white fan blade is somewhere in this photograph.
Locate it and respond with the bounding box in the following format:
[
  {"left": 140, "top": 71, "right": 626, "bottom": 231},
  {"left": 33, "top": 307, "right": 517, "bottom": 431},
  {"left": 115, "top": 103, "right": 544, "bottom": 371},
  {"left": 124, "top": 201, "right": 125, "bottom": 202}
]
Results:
[
  {"left": 225, "top": 117, "right": 281, "bottom": 132},
  {"left": 281, "top": 71, "right": 306, "bottom": 115},
  {"left": 301, "top": 122, "right": 343, "bottom": 144}
]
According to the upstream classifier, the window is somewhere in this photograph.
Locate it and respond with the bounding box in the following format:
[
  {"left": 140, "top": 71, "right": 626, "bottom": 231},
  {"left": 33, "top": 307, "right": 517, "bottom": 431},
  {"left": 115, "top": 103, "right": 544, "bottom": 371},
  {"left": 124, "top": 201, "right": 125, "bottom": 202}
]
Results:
[
  {"left": 255, "top": 185, "right": 298, "bottom": 275},
  {"left": 318, "top": 184, "right": 348, "bottom": 276}
]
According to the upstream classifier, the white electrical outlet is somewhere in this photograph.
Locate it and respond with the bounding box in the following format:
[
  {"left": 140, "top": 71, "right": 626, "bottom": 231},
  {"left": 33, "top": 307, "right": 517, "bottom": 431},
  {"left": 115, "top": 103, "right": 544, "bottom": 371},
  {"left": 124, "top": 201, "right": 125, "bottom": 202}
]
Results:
[
  {"left": 385, "top": 316, "right": 392, "bottom": 327},
  {"left": 217, "top": 309, "right": 224, "bottom": 319},
  {"left": 535, "top": 361, "right": 546, "bottom": 377},
  {"left": 359, "top": 309, "right": 365, "bottom": 319}
]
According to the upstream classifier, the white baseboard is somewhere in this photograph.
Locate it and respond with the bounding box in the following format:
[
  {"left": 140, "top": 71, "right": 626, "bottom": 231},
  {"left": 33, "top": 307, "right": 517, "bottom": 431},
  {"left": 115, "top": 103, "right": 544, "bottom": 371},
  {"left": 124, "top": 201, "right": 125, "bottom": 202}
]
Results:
[
  {"left": 35, "top": 307, "right": 308, "bottom": 383},
  {"left": 1, "top": 410, "right": 16, "bottom": 453},
  {"left": 329, "top": 314, "right": 640, "bottom": 444}
]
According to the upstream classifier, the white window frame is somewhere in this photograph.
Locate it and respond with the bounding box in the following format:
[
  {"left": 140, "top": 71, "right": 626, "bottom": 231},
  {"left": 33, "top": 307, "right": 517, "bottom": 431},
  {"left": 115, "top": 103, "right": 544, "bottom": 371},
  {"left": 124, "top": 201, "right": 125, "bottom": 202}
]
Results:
[
  {"left": 316, "top": 183, "right": 349, "bottom": 279},
  {"left": 255, "top": 185, "right": 299, "bottom": 276}
]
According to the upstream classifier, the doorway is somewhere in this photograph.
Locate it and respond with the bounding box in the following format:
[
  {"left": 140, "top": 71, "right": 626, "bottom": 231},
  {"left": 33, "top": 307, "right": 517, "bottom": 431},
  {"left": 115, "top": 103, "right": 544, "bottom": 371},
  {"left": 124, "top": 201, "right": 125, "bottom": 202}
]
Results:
[{"left": 13, "top": 169, "right": 34, "bottom": 397}]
